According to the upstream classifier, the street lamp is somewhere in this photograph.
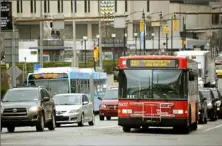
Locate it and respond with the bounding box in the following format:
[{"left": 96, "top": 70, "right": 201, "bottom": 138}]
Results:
[
  {"left": 83, "top": 36, "right": 87, "bottom": 68},
  {"left": 111, "top": 33, "right": 116, "bottom": 71},
  {"left": 96, "top": 35, "right": 100, "bottom": 46},
  {"left": 123, "top": 33, "right": 127, "bottom": 56},
  {"left": 134, "top": 33, "right": 138, "bottom": 55},
  {"left": 163, "top": 26, "right": 169, "bottom": 52},
  {"left": 151, "top": 33, "right": 155, "bottom": 54}
]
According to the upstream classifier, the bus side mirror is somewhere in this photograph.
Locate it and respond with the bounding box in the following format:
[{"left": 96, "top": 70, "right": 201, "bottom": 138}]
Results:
[{"left": 189, "top": 71, "right": 195, "bottom": 81}]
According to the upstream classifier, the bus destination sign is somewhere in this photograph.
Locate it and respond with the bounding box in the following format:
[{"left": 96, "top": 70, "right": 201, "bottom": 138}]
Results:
[
  {"left": 128, "top": 59, "right": 179, "bottom": 68},
  {"left": 32, "top": 73, "right": 68, "bottom": 79}
]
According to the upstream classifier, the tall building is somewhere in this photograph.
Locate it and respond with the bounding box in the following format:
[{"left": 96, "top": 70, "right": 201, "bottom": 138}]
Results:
[{"left": 11, "top": 0, "right": 218, "bottom": 62}]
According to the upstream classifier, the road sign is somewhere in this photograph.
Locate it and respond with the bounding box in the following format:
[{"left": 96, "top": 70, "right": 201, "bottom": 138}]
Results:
[
  {"left": 34, "top": 64, "right": 40, "bottom": 72},
  {"left": 1, "top": 2, "right": 12, "bottom": 30},
  {"left": 7, "top": 66, "right": 22, "bottom": 78}
]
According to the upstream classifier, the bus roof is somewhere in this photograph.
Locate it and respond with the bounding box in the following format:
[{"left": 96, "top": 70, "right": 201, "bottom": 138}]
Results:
[
  {"left": 175, "top": 51, "right": 210, "bottom": 56},
  {"left": 30, "top": 67, "right": 107, "bottom": 80}
]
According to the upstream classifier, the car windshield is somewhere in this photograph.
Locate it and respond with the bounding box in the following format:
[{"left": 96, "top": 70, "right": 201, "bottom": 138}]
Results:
[
  {"left": 2, "top": 89, "right": 39, "bottom": 102},
  {"left": 53, "top": 94, "right": 82, "bottom": 105},
  {"left": 105, "top": 89, "right": 118, "bottom": 99},
  {"left": 119, "top": 69, "right": 187, "bottom": 99},
  {"left": 199, "top": 90, "right": 211, "bottom": 100},
  {"left": 215, "top": 65, "right": 222, "bottom": 70}
]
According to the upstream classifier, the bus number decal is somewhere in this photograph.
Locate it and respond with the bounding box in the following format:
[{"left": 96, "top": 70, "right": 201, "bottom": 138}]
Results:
[{"left": 119, "top": 102, "right": 128, "bottom": 106}]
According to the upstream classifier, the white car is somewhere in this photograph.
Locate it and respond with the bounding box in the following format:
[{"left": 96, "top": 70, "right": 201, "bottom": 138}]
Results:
[{"left": 53, "top": 93, "right": 95, "bottom": 127}]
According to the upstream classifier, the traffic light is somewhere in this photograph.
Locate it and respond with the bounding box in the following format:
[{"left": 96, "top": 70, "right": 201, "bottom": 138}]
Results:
[{"left": 93, "top": 47, "right": 99, "bottom": 61}]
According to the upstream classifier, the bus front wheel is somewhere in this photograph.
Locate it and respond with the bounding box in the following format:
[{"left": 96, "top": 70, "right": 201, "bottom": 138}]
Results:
[{"left": 122, "top": 126, "right": 131, "bottom": 132}]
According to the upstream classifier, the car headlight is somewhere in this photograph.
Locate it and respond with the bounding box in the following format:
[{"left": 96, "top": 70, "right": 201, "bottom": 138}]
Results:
[
  {"left": 100, "top": 105, "right": 106, "bottom": 109},
  {"left": 69, "top": 109, "right": 80, "bottom": 113},
  {"left": 207, "top": 102, "right": 212, "bottom": 107},
  {"left": 29, "top": 106, "right": 41, "bottom": 112}
]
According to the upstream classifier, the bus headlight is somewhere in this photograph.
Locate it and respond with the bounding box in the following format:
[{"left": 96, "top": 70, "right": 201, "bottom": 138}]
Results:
[
  {"left": 122, "top": 109, "right": 132, "bottom": 114},
  {"left": 173, "top": 109, "right": 184, "bottom": 114}
]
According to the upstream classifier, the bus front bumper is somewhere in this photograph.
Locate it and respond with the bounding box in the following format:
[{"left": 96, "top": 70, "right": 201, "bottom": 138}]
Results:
[{"left": 118, "top": 117, "right": 188, "bottom": 127}]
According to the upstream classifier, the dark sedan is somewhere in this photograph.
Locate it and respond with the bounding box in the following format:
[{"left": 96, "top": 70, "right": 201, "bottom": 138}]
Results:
[{"left": 199, "top": 88, "right": 218, "bottom": 121}]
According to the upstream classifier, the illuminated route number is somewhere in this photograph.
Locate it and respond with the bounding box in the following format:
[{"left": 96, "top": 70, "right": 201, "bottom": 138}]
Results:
[{"left": 129, "top": 59, "right": 178, "bottom": 68}]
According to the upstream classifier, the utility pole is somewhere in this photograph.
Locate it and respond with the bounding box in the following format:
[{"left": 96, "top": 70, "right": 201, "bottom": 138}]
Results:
[
  {"left": 142, "top": 10, "right": 146, "bottom": 55},
  {"left": 39, "top": 0, "right": 43, "bottom": 67},
  {"left": 158, "top": 12, "right": 162, "bottom": 54},
  {"left": 123, "top": 28, "right": 126, "bottom": 56},
  {"left": 72, "top": 0, "right": 77, "bottom": 67},
  {"left": 171, "top": 15, "right": 174, "bottom": 55},
  {"left": 11, "top": 20, "right": 16, "bottom": 87},
  {"left": 182, "top": 16, "right": 186, "bottom": 50},
  {"left": 98, "top": 0, "right": 103, "bottom": 70}
]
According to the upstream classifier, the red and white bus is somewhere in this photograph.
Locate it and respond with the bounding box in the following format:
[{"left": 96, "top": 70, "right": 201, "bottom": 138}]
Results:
[{"left": 115, "top": 55, "right": 199, "bottom": 134}]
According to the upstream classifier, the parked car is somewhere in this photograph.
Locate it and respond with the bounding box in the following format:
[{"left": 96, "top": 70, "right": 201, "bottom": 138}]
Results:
[
  {"left": 98, "top": 87, "right": 118, "bottom": 121},
  {"left": 198, "top": 91, "right": 208, "bottom": 124},
  {"left": 199, "top": 88, "right": 218, "bottom": 121},
  {"left": 53, "top": 93, "right": 94, "bottom": 127},
  {"left": 209, "top": 88, "right": 222, "bottom": 118},
  {"left": 1, "top": 87, "right": 56, "bottom": 132}
]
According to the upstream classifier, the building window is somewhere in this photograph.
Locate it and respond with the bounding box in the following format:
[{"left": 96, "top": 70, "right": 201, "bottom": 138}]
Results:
[
  {"left": 115, "top": 0, "right": 117, "bottom": 12},
  {"left": 17, "top": 0, "right": 23, "bottom": 13},
  {"left": 212, "top": 14, "right": 219, "bottom": 25},
  {"left": 98, "top": 0, "right": 100, "bottom": 12},
  {"left": 125, "top": 0, "right": 127, "bottom": 12},
  {"left": 84, "top": 0, "right": 87, "bottom": 13},
  {"left": 44, "top": 0, "right": 50, "bottom": 13},
  {"left": 57, "top": 0, "right": 63, "bottom": 13},
  {"left": 71, "top": 0, "right": 77, "bottom": 13},
  {"left": 88, "top": 0, "right": 90, "bottom": 12},
  {"left": 147, "top": 0, "right": 150, "bottom": 12},
  {"left": 30, "top": 0, "right": 37, "bottom": 13}
]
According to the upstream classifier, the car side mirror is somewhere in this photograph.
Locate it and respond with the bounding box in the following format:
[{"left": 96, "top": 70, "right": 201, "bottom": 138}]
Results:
[
  {"left": 83, "top": 101, "right": 89, "bottom": 105},
  {"left": 202, "top": 97, "right": 207, "bottom": 101},
  {"left": 98, "top": 97, "right": 102, "bottom": 100},
  {"left": 189, "top": 71, "right": 195, "bottom": 81},
  {"left": 43, "top": 96, "right": 50, "bottom": 101}
]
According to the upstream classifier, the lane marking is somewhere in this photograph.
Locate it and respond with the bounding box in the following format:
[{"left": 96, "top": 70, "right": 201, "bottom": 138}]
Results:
[
  {"left": 92, "top": 125, "right": 119, "bottom": 129},
  {"left": 204, "top": 124, "right": 222, "bottom": 132}
]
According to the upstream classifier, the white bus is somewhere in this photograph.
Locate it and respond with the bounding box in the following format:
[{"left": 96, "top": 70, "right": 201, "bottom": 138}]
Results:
[{"left": 26, "top": 67, "right": 108, "bottom": 112}]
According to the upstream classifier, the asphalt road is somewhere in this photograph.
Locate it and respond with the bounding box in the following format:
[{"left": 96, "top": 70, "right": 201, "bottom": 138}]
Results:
[{"left": 1, "top": 116, "right": 222, "bottom": 146}]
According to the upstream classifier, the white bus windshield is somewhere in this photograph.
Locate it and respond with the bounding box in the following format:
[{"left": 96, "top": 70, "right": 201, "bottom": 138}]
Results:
[{"left": 28, "top": 73, "right": 69, "bottom": 95}]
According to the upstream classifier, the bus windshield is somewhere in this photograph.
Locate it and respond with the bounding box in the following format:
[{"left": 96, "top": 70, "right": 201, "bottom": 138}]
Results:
[
  {"left": 28, "top": 78, "right": 69, "bottom": 95},
  {"left": 119, "top": 69, "right": 186, "bottom": 99}
]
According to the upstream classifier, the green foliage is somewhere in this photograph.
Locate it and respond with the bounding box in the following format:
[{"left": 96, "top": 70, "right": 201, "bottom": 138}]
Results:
[
  {"left": 1, "top": 60, "right": 118, "bottom": 74},
  {"left": 1, "top": 85, "right": 8, "bottom": 98}
]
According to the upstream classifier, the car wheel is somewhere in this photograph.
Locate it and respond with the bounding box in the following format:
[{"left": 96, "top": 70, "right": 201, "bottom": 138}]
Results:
[
  {"left": 7, "top": 126, "right": 15, "bottom": 133},
  {"left": 78, "top": 113, "right": 84, "bottom": 126},
  {"left": 36, "top": 114, "right": 45, "bottom": 132},
  {"left": 204, "top": 117, "right": 208, "bottom": 124},
  {"left": 122, "top": 126, "right": 131, "bottom": 132},
  {"left": 198, "top": 114, "right": 204, "bottom": 124},
  {"left": 99, "top": 115, "right": 104, "bottom": 121},
  {"left": 192, "top": 122, "right": 198, "bottom": 131},
  {"left": 88, "top": 114, "right": 95, "bottom": 126},
  {"left": 106, "top": 116, "right": 111, "bottom": 120},
  {"left": 48, "top": 112, "right": 56, "bottom": 130}
]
